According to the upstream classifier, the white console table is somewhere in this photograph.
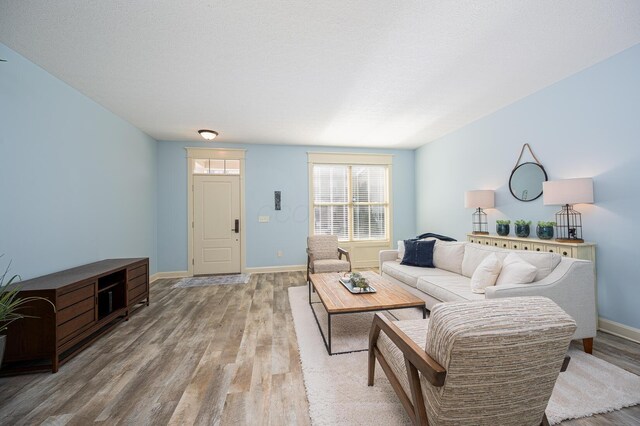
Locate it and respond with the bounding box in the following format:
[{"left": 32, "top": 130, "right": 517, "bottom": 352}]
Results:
[{"left": 466, "top": 233, "right": 596, "bottom": 262}]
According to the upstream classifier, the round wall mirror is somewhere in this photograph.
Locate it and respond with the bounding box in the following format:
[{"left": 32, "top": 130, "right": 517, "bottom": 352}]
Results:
[{"left": 509, "top": 162, "right": 547, "bottom": 202}]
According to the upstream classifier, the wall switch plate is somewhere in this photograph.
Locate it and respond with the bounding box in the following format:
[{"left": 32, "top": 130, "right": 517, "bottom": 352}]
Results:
[
  {"left": 258, "top": 216, "right": 270, "bottom": 223},
  {"left": 277, "top": 250, "right": 283, "bottom": 257}
]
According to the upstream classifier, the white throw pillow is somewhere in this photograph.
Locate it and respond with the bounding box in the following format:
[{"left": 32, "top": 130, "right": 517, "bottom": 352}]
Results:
[
  {"left": 433, "top": 241, "right": 466, "bottom": 275},
  {"left": 461, "top": 243, "right": 508, "bottom": 278},
  {"left": 470, "top": 253, "right": 502, "bottom": 294},
  {"left": 496, "top": 253, "right": 538, "bottom": 285},
  {"left": 513, "top": 251, "right": 561, "bottom": 281},
  {"left": 397, "top": 240, "right": 405, "bottom": 261}
]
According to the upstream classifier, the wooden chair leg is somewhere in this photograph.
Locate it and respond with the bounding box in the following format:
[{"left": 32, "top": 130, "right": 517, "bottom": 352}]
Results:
[
  {"left": 405, "top": 358, "right": 428, "bottom": 426},
  {"left": 561, "top": 355, "right": 571, "bottom": 372},
  {"left": 368, "top": 319, "right": 381, "bottom": 386},
  {"left": 541, "top": 412, "right": 550, "bottom": 426},
  {"left": 582, "top": 337, "right": 593, "bottom": 354},
  {"left": 368, "top": 349, "right": 376, "bottom": 386}
]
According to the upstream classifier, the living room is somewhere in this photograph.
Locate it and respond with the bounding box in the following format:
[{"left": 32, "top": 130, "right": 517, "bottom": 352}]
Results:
[{"left": 1, "top": 2, "right": 639, "bottom": 425}]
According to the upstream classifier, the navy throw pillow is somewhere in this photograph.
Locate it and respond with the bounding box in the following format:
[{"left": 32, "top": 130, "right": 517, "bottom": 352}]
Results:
[{"left": 401, "top": 239, "right": 435, "bottom": 267}]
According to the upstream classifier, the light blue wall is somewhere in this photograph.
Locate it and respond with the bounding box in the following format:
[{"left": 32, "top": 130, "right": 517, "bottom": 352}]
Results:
[
  {"left": 0, "top": 43, "right": 158, "bottom": 278},
  {"left": 157, "top": 141, "right": 415, "bottom": 271},
  {"left": 415, "top": 44, "right": 640, "bottom": 329}
]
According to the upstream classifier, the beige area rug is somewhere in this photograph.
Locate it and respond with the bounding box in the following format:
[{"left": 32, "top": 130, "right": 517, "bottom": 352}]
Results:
[{"left": 289, "top": 285, "right": 640, "bottom": 425}]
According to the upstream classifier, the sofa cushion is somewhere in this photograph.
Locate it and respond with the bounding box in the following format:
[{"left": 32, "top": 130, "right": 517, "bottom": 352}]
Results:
[
  {"left": 417, "top": 275, "right": 484, "bottom": 303},
  {"left": 461, "top": 244, "right": 509, "bottom": 277},
  {"left": 382, "top": 261, "right": 458, "bottom": 289},
  {"left": 312, "top": 259, "right": 350, "bottom": 273},
  {"left": 513, "top": 251, "right": 562, "bottom": 281},
  {"left": 433, "top": 240, "right": 466, "bottom": 275}
]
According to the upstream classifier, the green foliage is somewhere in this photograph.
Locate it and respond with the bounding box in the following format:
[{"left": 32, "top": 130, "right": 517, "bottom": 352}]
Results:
[
  {"left": 537, "top": 221, "right": 556, "bottom": 227},
  {"left": 0, "top": 255, "right": 55, "bottom": 334},
  {"left": 348, "top": 272, "right": 369, "bottom": 289},
  {"left": 496, "top": 220, "right": 511, "bottom": 225},
  {"left": 515, "top": 220, "right": 531, "bottom": 226}
]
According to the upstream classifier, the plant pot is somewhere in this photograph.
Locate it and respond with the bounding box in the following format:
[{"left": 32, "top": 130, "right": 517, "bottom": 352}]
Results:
[
  {"left": 496, "top": 224, "right": 510, "bottom": 236},
  {"left": 0, "top": 335, "right": 5, "bottom": 368},
  {"left": 516, "top": 224, "right": 530, "bottom": 238},
  {"left": 537, "top": 225, "right": 554, "bottom": 240}
]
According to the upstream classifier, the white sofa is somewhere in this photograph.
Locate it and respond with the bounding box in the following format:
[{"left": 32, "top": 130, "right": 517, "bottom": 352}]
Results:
[{"left": 379, "top": 240, "right": 597, "bottom": 351}]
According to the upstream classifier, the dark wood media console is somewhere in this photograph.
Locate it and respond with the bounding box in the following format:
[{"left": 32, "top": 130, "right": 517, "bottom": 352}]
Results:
[{"left": 1, "top": 258, "right": 149, "bottom": 374}]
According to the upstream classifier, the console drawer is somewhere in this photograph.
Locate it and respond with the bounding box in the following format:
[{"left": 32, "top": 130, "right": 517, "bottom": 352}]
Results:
[
  {"left": 58, "top": 297, "right": 94, "bottom": 325},
  {"left": 128, "top": 273, "right": 147, "bottom": 290},
  {"left": 58, "top": 309, "right": 95, "bottom": 342},
  {"left": 128, "top": 264, "right": 147, "bottom": 279},
  {"left": 58, "top": 282, "right": 95, "bottom": 309}
]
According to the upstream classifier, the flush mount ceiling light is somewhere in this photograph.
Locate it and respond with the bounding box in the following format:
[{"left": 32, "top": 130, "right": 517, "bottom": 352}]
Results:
[{"left": 198, "top": 129, "right": 218, "bottom": 140}]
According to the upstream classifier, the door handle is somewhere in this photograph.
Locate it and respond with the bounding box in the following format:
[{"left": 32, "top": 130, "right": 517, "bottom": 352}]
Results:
[{"left": 232, "top": 219, "right": 239, "bottom": 233}]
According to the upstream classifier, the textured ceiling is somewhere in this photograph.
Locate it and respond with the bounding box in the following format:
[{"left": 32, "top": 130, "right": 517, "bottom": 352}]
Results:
[{"left": 1, "top": 1, "right": 640, "bottom": 148}]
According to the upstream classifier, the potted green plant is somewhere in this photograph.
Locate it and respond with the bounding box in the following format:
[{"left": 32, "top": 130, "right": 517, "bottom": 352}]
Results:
[
  {"left": 515, "top": 220, "right": 532, "bottom": 238},
  {"left": 1, "top": 257, "right": 55, "bottom": 366},
  {"left": 349, "top": 272, "right": 369, "bottom": 291},
  {"left": 537, "top": 221, "right": 556, "bottom": 240},
  {"left": 496, "top": 220, "right": 510, "bottom": 236}
]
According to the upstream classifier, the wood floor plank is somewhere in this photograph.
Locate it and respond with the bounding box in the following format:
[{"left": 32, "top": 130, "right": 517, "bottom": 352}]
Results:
[{"left": 0, "top": 271, "right": 635, "bottom": 425}]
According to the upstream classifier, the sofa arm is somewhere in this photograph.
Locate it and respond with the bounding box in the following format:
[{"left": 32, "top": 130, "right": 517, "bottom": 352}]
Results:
[
  {"left": 485, "top": 259, "right": 596, "bottom": 340},
  {"left": 379, "top": 250, "right": 399, "bottom": 273}
]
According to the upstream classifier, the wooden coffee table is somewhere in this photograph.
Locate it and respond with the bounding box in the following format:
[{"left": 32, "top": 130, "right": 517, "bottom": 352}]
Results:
[{"left": 308, "top": 271, "right": 427, "bottom": 355}]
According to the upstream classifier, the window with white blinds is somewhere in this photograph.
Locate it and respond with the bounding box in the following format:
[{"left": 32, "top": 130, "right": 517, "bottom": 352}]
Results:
[{"left": 312, "top": 164, "right": 388, "bottom": 241}]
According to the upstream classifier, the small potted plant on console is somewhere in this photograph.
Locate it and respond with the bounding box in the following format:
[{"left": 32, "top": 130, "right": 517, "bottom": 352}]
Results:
[
  {"left": 496, "top": 220, "right": 511, "bottom": 236},
  {"left": 515, "top": 220, "right": 531, "bottom": 238},
  {"left": 537, "top": 221, "right": 556, "bottom": 240}
]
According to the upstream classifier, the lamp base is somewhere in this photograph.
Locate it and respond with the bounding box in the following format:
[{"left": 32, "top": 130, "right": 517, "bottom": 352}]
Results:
[
  {"left": 472, "top": 231, "right": 489, "bottom": 235},
  {"left": 555, "top": 238, "right": 584, "bottom": 244}
]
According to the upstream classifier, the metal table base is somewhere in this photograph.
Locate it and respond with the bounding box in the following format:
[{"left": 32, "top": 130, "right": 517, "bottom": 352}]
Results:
[{"left": 308, "top": 280, "right": 427, "bottom": 356}]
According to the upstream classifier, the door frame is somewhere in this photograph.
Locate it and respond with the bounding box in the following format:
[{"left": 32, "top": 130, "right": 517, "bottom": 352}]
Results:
[{"left": 186, "top": 147, "right": 246, "bottom": 276}]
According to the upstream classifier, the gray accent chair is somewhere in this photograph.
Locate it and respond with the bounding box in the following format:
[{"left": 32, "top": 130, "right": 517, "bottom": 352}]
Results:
[
  {"left": 306, "top": 235, "right": 351, "bottom": 283},
  {"left": 369, "top": 297, "right": 576, "bottom": 426}
]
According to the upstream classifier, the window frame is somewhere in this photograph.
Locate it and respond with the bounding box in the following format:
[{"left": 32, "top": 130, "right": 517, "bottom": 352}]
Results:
[
  {"left": 192, "top": 158, "right": 241, "bottom": 175},
  {"left": 308, "top": 152, "right": 392, "bottom": 244}
]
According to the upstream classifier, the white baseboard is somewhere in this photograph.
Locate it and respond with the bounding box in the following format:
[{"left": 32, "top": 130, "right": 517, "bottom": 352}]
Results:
[
  {"left": 150, "top": 271, "right": 189, "bottom": 282},
  {"left": 245, "top": 264, "right": 306, "bottom": 274},
  {"left": 151, "top": 266, "right": 307, "bottom": 280},
  {"left": 598, "top": 317, "right": 640, "bottom": 344},
  {"left": 353, "top": 260, "right": 380, "bottom": 269}
]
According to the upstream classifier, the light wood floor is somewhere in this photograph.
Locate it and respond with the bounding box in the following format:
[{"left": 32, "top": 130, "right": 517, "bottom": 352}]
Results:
[{"left": 0, "top": 272, "right": 638, "bottom": 425}]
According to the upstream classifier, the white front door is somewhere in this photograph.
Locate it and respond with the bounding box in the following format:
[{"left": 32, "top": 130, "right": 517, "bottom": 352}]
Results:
[{"left": 193, "top": 175, "right": 241, "bottom": 275}]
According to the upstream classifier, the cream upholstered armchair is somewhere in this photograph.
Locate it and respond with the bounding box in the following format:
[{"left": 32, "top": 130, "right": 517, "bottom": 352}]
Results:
[
  {"left": 306, "top": 235, "right": 351, "bottom": 282},
  {"left": 369, "top": 297, "right": 576, "bottom": 426}
]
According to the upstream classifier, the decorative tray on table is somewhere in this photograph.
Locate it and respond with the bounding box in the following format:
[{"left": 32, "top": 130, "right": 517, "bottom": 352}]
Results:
[{"left": 339, "top": 274, "right": 377, "bottom": 294}]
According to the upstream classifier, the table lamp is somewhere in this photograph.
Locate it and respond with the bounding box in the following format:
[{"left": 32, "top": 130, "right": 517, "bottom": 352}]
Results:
[
  {"left": 543, "top": 178, "right": 594, "bottom": 243},
  {"left": 465, "top": 190, "right": 495, "bottom": 234}
]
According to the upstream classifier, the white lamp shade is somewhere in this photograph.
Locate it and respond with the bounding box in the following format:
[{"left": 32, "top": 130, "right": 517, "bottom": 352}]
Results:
[
  {"left": 464, "top": 190, "right": 495, "bottom": 209},
  {"left": 543, "top": 178, "right": 594, "bottom": 205}
]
